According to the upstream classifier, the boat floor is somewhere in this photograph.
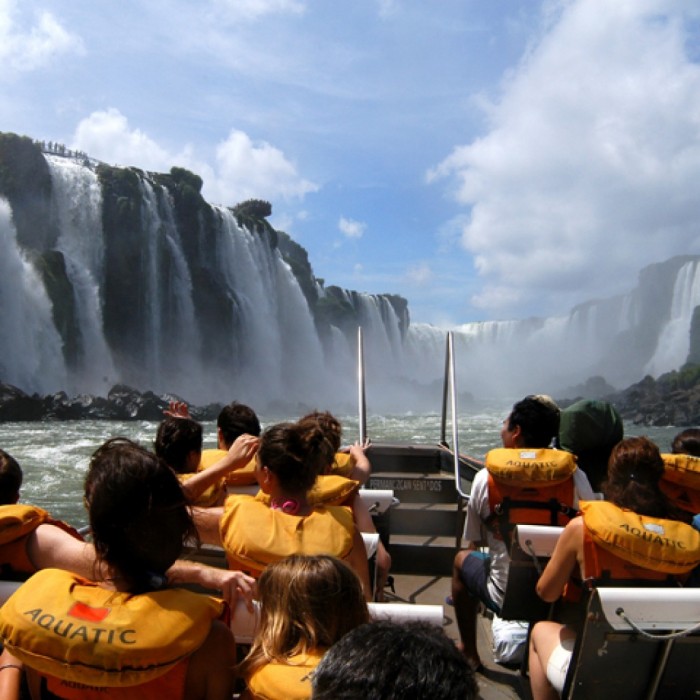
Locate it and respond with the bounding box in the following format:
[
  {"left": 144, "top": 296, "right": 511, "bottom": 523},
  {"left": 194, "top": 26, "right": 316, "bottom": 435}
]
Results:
[{"left": 387, "top": 573, "right": 531, "bottom": 700}]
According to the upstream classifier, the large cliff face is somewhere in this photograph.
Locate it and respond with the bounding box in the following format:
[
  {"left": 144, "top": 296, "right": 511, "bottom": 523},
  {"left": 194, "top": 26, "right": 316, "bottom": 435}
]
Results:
[
  {"left": 1, "top": 131, "right": 700, "bottom": 411},
  {"left": 0, "top": 133, "right": 412, "bottom": 411}
]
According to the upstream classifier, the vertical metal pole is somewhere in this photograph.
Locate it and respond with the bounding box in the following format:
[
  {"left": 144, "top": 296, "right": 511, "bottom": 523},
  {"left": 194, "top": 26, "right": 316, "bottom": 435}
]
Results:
[
  {"left": 440, "top": 332, "right": 450, "bottom": 448},
  {"left": 448, "top": 331, "right": 460, "bottom": 461},
  {"left": 357, "top": 326, "right": 367, "bottom": 444}
]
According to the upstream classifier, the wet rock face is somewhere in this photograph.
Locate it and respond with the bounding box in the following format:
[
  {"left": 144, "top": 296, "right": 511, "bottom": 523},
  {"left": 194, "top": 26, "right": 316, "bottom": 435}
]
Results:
[{"left": 0, "top": 382, "right": 221, "bottom": 422}]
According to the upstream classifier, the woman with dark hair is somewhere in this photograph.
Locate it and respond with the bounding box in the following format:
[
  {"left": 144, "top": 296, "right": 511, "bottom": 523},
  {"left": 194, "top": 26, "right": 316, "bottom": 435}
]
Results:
[
  {"left": 239, "top": 554, "right": 369, "bottom": 699},
  {"left": 528, "top": 436, "right": 700, "bottom": 699},
  {"left": 0, "top": 438, "right": 239, "bottom": 699},
  {"left": 194, "top": 422, "right": 371, "bottom": 598}
]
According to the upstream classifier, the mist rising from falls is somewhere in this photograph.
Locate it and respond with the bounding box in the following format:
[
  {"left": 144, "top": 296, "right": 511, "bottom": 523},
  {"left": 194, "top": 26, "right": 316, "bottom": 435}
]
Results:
[{"left": 2, "top": 150, "right": 700, "bottom": 413}]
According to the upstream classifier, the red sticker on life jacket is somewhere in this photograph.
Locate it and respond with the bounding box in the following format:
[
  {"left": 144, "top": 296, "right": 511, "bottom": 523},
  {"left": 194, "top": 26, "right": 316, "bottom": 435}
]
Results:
[{"left": 68, "top": 601, "right": 110, "bottom": 622}]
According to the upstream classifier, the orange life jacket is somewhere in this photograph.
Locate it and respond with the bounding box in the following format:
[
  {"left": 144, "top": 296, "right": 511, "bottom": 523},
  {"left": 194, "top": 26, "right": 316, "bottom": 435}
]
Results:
[
  {"left": 659, "top": 453, "right": 700, "bottom": 516},
  {"left": 0, "top": 504, "right": 83, "bottom": 579},
  {"left": 245, "top": 650, "right": 325, "bottom": 700},
  {"left": 485, "top": 448, "right": 578, "bottom": 545},
  {"left": 580, "top": 500, "right": 700, "bottom": 586}
]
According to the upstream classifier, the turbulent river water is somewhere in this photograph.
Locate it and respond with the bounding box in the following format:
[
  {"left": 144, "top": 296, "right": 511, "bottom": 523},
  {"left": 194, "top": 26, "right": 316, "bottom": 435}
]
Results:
[{"left": 0, "top": 411, "right": 680, "bottom": 528}]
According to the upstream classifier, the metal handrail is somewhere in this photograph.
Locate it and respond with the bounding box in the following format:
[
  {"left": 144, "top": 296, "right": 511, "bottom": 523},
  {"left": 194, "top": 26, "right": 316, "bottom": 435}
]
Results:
[
  {"left": 442, "top": 332, "right": 472, "bottom": 500},
  {"left": 357, "top": 326, "right": 367, "bottom": 444}
]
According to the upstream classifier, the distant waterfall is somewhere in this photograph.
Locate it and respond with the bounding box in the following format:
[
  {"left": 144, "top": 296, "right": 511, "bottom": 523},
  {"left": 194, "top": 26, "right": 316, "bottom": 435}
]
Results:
[{"left": 1, "top": 150, "right": 700, "bottom": 411}]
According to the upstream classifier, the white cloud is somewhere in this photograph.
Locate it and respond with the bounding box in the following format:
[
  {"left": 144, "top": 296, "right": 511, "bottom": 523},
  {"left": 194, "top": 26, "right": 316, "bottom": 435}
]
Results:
[
  {"left": 211, "top": 129, "right": 318, "bottom": 204},
  {"left": 0, "top": 1, "right": 84, "bottom": 74},
  {"left": 72, "top": 109, "right": 175, "bottom": 170},
  {"left": 428, "top": 0, "right": 700, "bottom": 317},
  {"left": 338, "top": 216, "right": 366, "bottom": 239},
  {"left": 72, "top": 113, "right": 318, "bottom": 208}
]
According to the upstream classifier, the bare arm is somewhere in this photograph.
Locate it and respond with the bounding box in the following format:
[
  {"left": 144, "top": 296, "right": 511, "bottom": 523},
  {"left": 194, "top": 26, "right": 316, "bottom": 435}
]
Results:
[
  {"left": 346, "top": 527, "right": 372, "bottom": 602},
  {"left": 185, "top": 620, "right": 236, "bottom": 700},
  {"left": 346, "top": 440, "right": 371, "bottom": 484},
  {"left": 191, "top": 506, "right": 225, "bottom": 546},
  {"left": 167, "top": 560, "right": 256, "bottom": 610},
  {"left": 536, "top": 517, "right": 583, "bottom": 603},
  {"left": 182, "top": 435, "right": 259, "bottom": 502},
  {"left": 26, "top": 524, "right": 97, "bottom": 579}
]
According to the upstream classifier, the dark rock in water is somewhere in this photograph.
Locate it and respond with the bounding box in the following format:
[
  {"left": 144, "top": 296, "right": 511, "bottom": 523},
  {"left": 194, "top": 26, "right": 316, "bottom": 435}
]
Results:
[
  {"left": 604, "top": 365, "right": 700, "bottom": 426},
  {"left": 0, "top": 382, "right": 217, "bottom": 422},
  {"left": 0, "top": 383, "right": 43, "bottom": 421}
]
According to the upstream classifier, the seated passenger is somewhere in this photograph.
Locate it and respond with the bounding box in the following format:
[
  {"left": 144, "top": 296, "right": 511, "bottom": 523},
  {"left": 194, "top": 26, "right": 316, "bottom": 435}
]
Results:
[
  {"left": 193, "top": 422, "right": 371, "bottom": 599},
  {"left": 452, "top": 395, "right": 595, "bottom": 671},
  {"left": 239, "top": 554, "right": 369, "bottom": 700},
  {"left": 0, "top": 449, "right": 88, "bottom": 581},
  {"left": 0, "top": 437, "right": 238, "bottom": 699},
  {"left": 297, "top": 411, "right": 371, "bottom": 484},
  {"left": 528, "top": 436, "right": 700, "bottom": 700},
  {"left": 200, "top": 401, "right": 262, "bottom": 487},
  {"left": 156, "top": 415, "right": 259, "bottom": 506},
  {"left": 556, "top": 399, "right": 623, "bottom": 492},
  {"left": 311, "top": 620, "right": 478, "bottom": 700},
  {"left": 295, "top": 411, "right": 391, "bottom": 600}
]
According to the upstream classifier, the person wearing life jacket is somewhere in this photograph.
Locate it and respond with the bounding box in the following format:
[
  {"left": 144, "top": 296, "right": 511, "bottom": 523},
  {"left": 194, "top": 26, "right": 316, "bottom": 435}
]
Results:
[
  {"left": 0, "top": 437, "right": 243, "bottom": 700},
  {"left": 451, "top": 395, "right": 596, "bottom": 673},
  {"left": 193, "top": 422, "right": 372, "bottom": 600},
  {"left": 528, "top": 436, "right": 700, "bottom": 700},
  {"left": 296, "top": 411, "right": 391, "bottom": 600},
  {"left": 155, "top": 415, "right": 259, "bottom": 506},
  {"left": 239, "top": 554, "right": 369, "bottom": 700},
  {"left": 198, "top": 401, "right": 263, "bottom": 488},
  {"left": 0, "top": 448, "right": 90, "bottom": 582},
  {"left": 656, "top": 428, "right": 700, "bottom": 522}
]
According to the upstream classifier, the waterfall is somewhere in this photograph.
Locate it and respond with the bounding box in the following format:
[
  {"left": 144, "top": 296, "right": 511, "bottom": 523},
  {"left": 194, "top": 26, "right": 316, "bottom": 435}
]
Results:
[
  {"left": 1, "top": 149, "right": 699, "bottom": 412},
  {"left": 0, "top": 198, "right": 67, "bottom": 393},
  {"left": 48, "top": 156, "right": 116, "bottom": 393}
]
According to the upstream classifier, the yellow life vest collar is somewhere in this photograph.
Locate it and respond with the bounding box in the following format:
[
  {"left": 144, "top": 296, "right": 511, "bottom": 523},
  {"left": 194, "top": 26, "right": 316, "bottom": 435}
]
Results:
[
  {"left": 0, "top": 504, "right": 50, "bottom": 546},
  {"left": 580, "top": 500, "right": 700, "bottom": 574},
  {"left": 661, "top": 453, "right": 700, "bottom": 490},
  {"left": 486, "top": 448, "right": 577, "bottom": 485},
  {"left": 0, "top": 568, "right": 224, "bottom": 687}
]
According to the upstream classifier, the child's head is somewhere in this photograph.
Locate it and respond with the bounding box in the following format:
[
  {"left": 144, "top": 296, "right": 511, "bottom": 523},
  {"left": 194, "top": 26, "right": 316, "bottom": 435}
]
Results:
[
  {"left": 297, "top": 411, "right": 342, "bottom": 474},
  {"left": 86, "top": 438, "right": 196, "bottom": 592},
  {"left": 253, "top": 555, "right": 369, "bottom": 664},
  {"left": 154, "top": 417, "right": 203, "bottom": 474},
  {"left": 0, "top": 449, "right": 22, "bottom": 505},
  {"left": 217, "top": 402, "right": 261, "bottom": 448}
]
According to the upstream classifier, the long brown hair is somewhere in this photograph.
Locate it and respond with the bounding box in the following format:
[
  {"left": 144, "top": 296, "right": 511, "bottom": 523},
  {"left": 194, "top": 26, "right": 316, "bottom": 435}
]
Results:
[
  {"left": 603, "top": 436, "right": 678, "bottom": 519},
  {"left": 239, "top": 555, "right": 369, "bottom": 677}
]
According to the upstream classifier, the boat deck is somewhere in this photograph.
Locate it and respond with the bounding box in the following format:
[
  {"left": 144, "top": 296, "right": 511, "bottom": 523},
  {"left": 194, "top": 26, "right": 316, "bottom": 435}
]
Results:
[{"left": 388, "top": 573, "right": 531, "bottom": 700}]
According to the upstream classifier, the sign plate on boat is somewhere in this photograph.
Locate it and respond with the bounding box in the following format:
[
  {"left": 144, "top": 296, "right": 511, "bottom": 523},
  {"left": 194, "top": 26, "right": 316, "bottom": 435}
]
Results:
[{"left": 370, "top": 478, "right": 444, "bottom": 493}]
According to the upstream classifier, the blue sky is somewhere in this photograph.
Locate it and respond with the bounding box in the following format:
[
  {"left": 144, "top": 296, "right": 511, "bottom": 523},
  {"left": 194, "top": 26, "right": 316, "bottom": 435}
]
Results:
[{"left": 3, "top": 0, "right": 700, "bottom": 325}]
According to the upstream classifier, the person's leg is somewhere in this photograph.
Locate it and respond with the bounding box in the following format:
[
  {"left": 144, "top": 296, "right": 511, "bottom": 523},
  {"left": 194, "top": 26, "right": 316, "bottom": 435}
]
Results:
[
  {"left": 529, "top": 621, "right": 575, "bottom": 700},
  {"left": 451, "top": 549, "right": 492, "bottom": 671}
]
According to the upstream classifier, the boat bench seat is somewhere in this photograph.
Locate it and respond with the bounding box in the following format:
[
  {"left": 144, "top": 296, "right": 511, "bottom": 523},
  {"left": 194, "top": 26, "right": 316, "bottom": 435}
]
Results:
[
  {"left": 500, "top": 524, "right": 563, "bottom": 622},
  {"left": 562, "top": 586, "right": 700, "bottom": 699},
  {"left": 230, "top": 597, "right": 444, "bottom": 644}
]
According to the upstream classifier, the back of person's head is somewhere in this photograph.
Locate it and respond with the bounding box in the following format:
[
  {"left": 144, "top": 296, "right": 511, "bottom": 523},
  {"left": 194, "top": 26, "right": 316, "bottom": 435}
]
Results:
[
  {"left": 296, "top": 411, "right": 341, "bottom": 474},
  {"left": 217, "top": 402, "right": 261, "bottom": 447},
  {"left": 557, "top": 399, "right": 623, "bottom": 491},
  {"left": 258, "top": 422, "right": 326, "bottom": 493},
  {"left": 154, "top": 416, "right": 202, "bottom": 473},
  {"left": 311, "top": 620, "right": 478, "bottom": 700},
  {"left": 0, "top": 449, "right": 22, "bottom": 505},
  {"left": 85, "top": 438, "right": 197, "bottom": 592},
  {"left": 671, "top": 428, "right": 700, "bottom": 457},
  {"left": 507, "top": 394, "right": 560, "bottom": 447},
  {"left": 242, "top": 555, "right": 368, "bottom": 676},
  {"left": 604, "top": 436, "right": 675, "bottom": 519}
]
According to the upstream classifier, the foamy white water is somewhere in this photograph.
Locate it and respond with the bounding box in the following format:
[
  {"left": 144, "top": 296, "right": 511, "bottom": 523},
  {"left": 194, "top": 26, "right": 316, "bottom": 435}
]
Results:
[{"left": 0, "top": 413, "right": 679, "bottom": 528}]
